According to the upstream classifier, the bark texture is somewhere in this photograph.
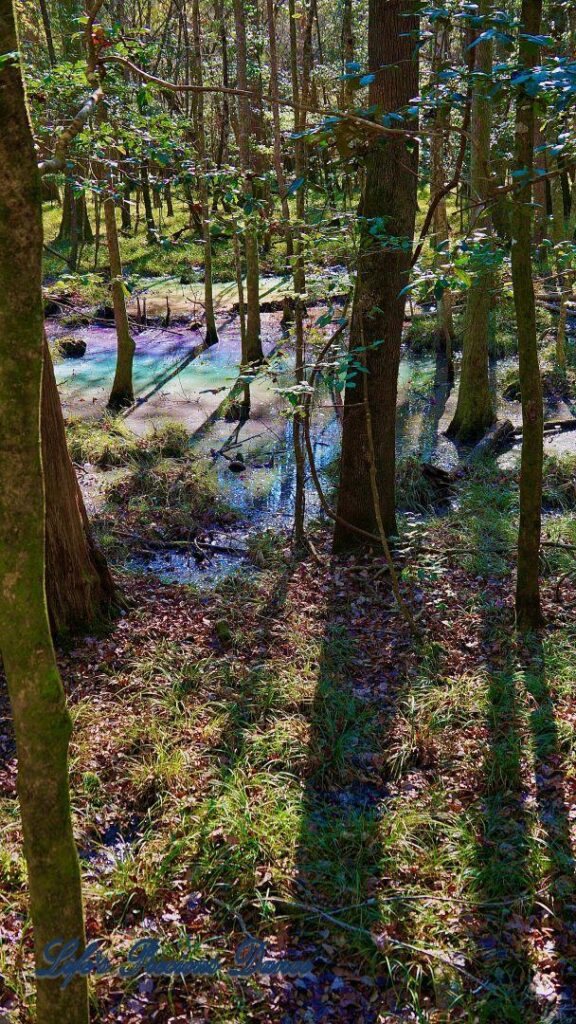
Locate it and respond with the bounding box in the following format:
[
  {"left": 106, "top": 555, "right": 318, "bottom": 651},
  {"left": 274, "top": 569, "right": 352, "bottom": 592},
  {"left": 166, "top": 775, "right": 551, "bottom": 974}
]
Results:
[
  {"left": 0, "top": 7, "right": 89, "bottom": 1021},
  {"left": 192, "top": 0, "right": 219, "bottom": 346},
  {"left": 233, "top": 0, "right": 263, "bottom": 364},
  {"left": 512, "top": 0, "right": 544, "bottom": 630},
  {"left": 447, "top": 0, "right": 495, "bottom": 442},
  {"left": 43, "top": 337, "right": 116, "bottom": 634},
  {"left": 334, "top": 0, "right": 419, "bottom": 548}
]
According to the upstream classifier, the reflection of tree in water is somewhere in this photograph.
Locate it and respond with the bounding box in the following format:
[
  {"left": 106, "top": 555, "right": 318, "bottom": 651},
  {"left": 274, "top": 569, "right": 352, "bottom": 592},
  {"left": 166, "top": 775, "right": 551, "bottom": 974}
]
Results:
[{"left": 396, "top": 350, "right": 454, "bottom": 465}]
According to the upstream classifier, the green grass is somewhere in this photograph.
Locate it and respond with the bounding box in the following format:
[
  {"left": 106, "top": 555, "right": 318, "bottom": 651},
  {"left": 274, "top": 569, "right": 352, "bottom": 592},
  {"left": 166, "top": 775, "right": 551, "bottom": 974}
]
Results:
[
  {"left": 3, "top": 432, "right": 576, "bottom": 1021},
  {"left": 42, "top": 187, "right": 357, "bottom": 310},
  {"left": 66, "top": 417, "right": 191, "bottom": 468}
]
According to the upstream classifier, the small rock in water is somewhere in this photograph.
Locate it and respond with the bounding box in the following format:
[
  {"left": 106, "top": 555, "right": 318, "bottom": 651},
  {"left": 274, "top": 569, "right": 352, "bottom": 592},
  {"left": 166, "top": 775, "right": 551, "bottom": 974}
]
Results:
[{"left": 58, "top": 335, "right": 87, "bottom": 358}]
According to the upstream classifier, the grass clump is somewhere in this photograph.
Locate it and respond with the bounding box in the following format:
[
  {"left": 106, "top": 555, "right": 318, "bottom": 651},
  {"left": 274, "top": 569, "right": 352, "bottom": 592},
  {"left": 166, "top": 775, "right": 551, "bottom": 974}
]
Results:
[
  {"left": 396, "top": 456, "right": 453, "bottom": 513},
  {"left": 542, "top": 452, "right": 576, "bottom": 509},
  {"left": 104, "top": 457, "right": 235, "bottom": 540},
  {"left": 403, "top": 312, "right": 445, "bottom": 354},
  {"left": 66, "top": 418, "right": 191, "bottom": 468},
  {"left": 501, "top": 363, "right": 576, "bottom": 403}
]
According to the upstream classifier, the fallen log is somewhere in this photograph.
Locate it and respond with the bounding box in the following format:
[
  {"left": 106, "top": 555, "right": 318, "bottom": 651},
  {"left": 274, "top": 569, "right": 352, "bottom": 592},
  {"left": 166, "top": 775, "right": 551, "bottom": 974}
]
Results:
[
  {"left": 466, "top": 419, "right": 516, "bottom": 462},
  {"left": 421, "top": 463, "right": 458, "bottom": 485},
  {"left": 513, "top": 417, "right": 576, "bottom": 437}
]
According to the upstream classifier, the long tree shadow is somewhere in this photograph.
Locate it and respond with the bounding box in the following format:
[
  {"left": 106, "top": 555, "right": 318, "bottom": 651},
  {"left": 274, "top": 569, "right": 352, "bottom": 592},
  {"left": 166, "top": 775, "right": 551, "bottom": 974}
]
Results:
[
  {"left": 521, "top": 638, "right": 576, "bottom": 1017},
  {"left": 471, "top": 662, "right": 537, "bottom": 1023},
  {"left": 279, "top": 576, "right": 438, "bottom": 1021},
  {"left": 471, "top": 604, "right": 576, "bottom": 1019}
]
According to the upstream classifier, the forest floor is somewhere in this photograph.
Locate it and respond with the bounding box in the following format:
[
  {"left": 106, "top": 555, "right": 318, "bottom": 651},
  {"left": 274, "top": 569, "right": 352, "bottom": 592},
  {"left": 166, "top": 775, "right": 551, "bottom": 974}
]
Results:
[
  {"left": 2, "top": 458, "right": 576, "bottom": 1023},
  {"left": 3, "top": 204, "right": 575, "bottom": 1020}
]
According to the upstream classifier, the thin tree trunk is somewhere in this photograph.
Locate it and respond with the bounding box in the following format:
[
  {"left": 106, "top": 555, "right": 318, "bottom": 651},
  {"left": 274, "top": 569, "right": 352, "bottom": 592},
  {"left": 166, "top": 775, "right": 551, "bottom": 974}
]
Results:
[
  {"left": 38, "top": 0, "right": 56, "bottom": 64},
  {"left": 233, "top": 0, "right": 263, "bottom": 364},
  {"left": 215, "top": 0, "right": 230, "bottom": 171},
  {"left": 447, "top": 0, "right": 495, "bottom": 442},
  {"left": 340, "top": 0, "right": 354, "bottom": 108},
  {"left": 140, "top": 160, "right": 156, "bottom": 242},
  {"left": 430, "top": 20, "right": 455, "bottom": 374},
  {"left": 512, "top": 0, "right": 544, "bottom": 630},
  {"left": 192, "top": 0, "right": 219, "bottom": 346},
  {"left": 105, "top": 193, "right": 136, "bottom": 409},
  {"left": 287, "top": 0, "right": 310, "bottom": 548},
  {"left": 57, "top": 179, "right": 94, "bottom": 253},
  {"left": 0, "top": 11, "right": 88, "bottom": 1021},
  {"left": 334, "top": 0, "right": 419, "bottom": 549}
]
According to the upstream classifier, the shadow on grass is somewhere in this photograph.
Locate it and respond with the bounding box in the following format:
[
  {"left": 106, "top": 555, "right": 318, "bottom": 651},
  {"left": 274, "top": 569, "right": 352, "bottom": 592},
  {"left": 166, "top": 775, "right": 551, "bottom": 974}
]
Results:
[{"left": 471, "top": 627, "right": 576, "bottom": 1021}]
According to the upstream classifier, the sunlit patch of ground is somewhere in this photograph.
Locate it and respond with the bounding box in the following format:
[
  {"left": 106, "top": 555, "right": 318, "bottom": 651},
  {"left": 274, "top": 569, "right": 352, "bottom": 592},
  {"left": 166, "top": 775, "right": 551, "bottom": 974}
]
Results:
[{"left": 1, "top": 461, "right": 576, "bottom": 1022}]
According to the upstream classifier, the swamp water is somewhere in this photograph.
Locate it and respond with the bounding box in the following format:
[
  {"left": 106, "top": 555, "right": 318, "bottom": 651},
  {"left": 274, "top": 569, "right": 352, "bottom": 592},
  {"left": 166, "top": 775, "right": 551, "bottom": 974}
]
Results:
[{"left": 47, "top": 315, "right": 552, "bottom": 586}]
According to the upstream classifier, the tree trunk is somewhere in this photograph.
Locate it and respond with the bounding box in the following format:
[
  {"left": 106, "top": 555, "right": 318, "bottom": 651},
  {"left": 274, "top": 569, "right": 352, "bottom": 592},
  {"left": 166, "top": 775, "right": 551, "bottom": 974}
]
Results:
[
  {"left": 333, "top": 0, "right": 419, "bottom": 549},
  {"left": 105, "top": 193, "right": 136, "bottom": 409},
  {"left": 96, "top": 106, "right": 136, "bottom": 410},
  {"left": 214, "top": 0, "right": 230, "bottom": 170},
  {"left": 140, "top": 161, "right": 157, "bottom": 242},
  {"left": 0, "top": 11, "right": 88, "bottom": 1022},
  {"left": 512, "top": 0, "right": 544, "bottom": 631},
  {"left": 57, "top": 179, "right": 94, "bottom": 249},
  {"left": 447, "top": 0, "right": 495, "bottom": 442},
  {"left": 43, "top": 337, "right": 116, "bottom": 633},
  {"left": 192, "top": 0, "right": 219, "bottom": 346},
  {"left": 340, "top": 0, "right": 354, "bottom": 109},
  {"left": 233, "top": 0, "right": 263, "bottom": 364},
  {"left": 38, "top": 0, "right": 56, "bottom": 64},
  {"left": 287, "top": 0, "right": 311, "bottom": 549},
  {"left": 430, "top": 20, "right": 455, "bottom": 373}
]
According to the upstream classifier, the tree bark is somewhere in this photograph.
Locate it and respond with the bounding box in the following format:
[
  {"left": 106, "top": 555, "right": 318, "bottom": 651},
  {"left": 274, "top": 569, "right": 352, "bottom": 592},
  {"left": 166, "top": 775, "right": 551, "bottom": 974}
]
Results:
[
  {"left": 38, "top": 0, "right": 56, "bottom": 64},
  {"left": 43, "top": 337, "right": 116, "bottom": 633},
  {"left": 0, "top": 10, "right": 89, "bottom": 1021},
  {"left": 233, "top": 0, "right": 263, "bottom": 364},
  {"left": 105, "top": 192, "right": 136, "bottom": 409},
  {"left": 192, "top": 0, "right": 219, "bottom": 346},
  {"left": 447, "top": 0, "right": 495, "bottom": 442},
  {"left": 430, "top": 19, "right": 455, "bottom": 372},
  {"left": 340, "top": 0, "right": 354, "bottom": 109},
  {"left": 140, "top": 160, "right": 157, "bottom": 242},
  {"left": 512, "top": 0, "right": 544, "bottom": 631},
  {"left": 56, "top": 179, "right": 94, "bottom": 268},
  {"left": 334, "top": 0, "right": 419, "bottom": 549}
]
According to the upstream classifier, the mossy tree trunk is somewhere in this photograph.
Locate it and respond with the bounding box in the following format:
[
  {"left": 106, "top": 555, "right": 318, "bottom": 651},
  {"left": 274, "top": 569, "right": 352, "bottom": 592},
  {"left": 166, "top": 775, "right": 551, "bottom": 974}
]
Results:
[
  {"left": 447, "top": 0, "right": 495, "bottom": 442},
  {"left": 511, "top": 0, "right": 544, "bottom": 631},
  {"left": 333, "top": 0, "right": 419, "bottom": 549},
  {"left": 0, "top": 8, "right": 89, "bottom": 1022},
  {"left": 550, "top": 162, "right": 576, "bottom": 370}
]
